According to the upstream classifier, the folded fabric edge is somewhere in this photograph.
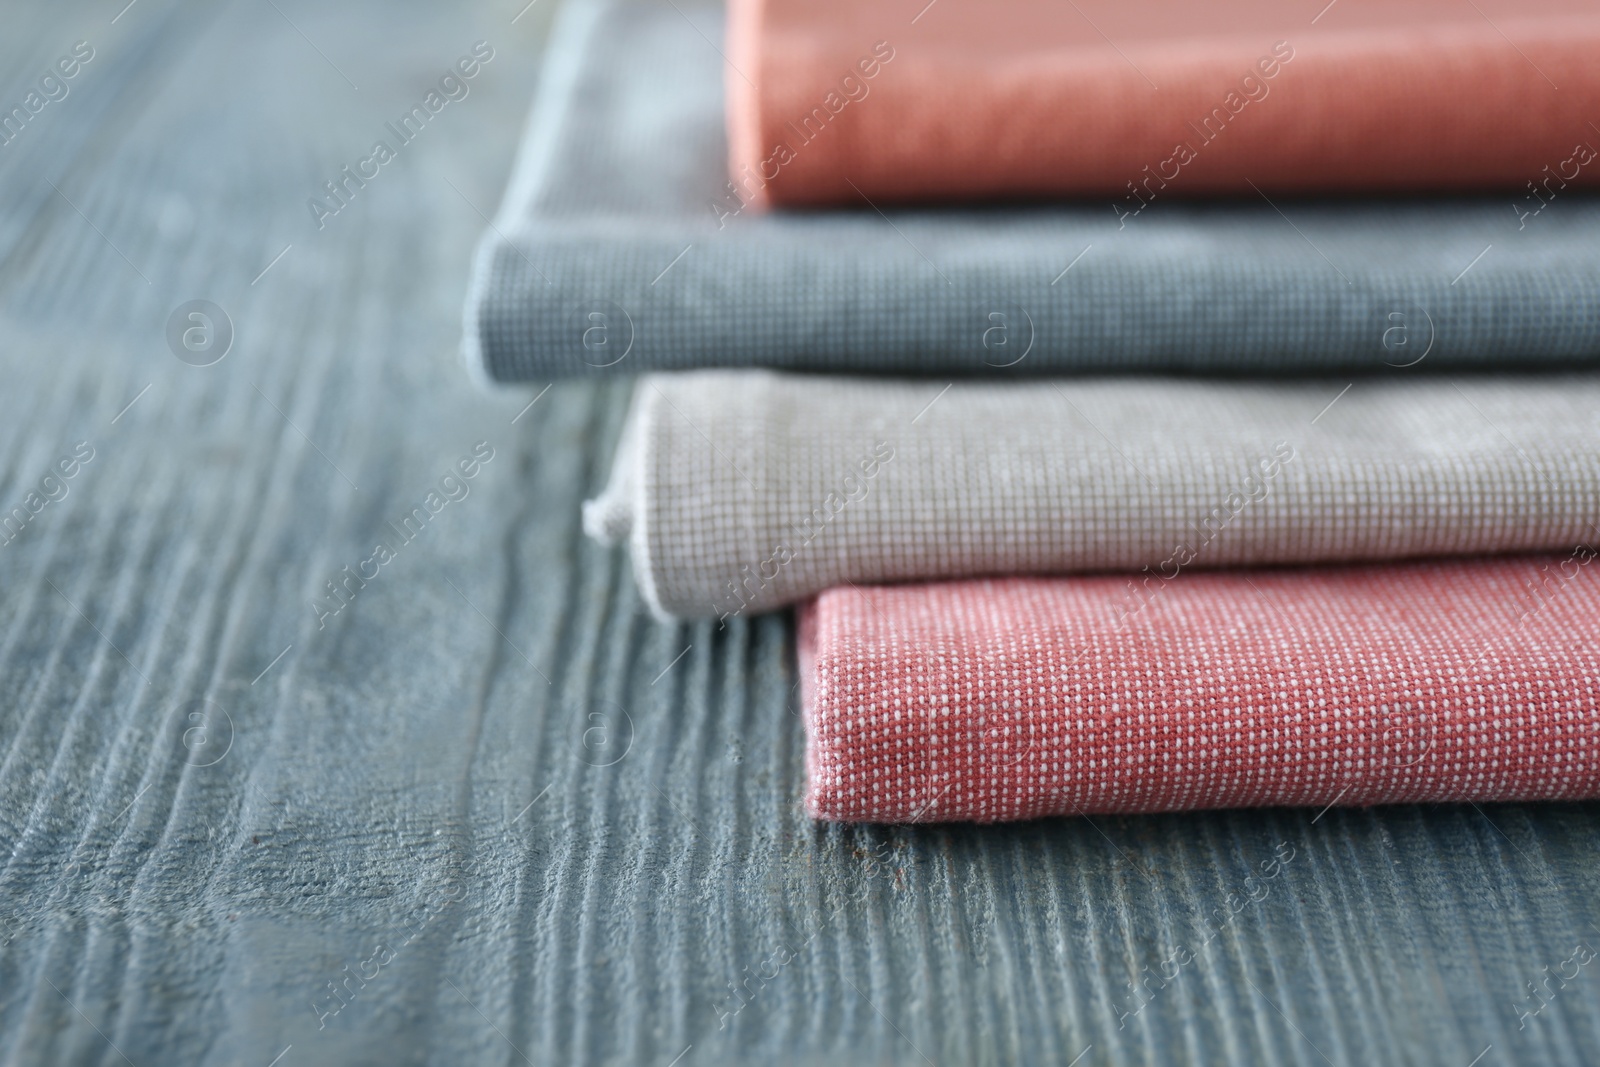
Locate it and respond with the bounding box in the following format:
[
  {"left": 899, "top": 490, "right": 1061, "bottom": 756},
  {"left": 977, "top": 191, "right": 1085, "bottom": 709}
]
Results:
[
  {"left": 459, "top": 0, "right": 612, "bottom": 389},
  {"left": 580, "top": 379, "right": 640, "bottom": 546},
  {"left": 459, "top": 231, "right": 503, "bottom": 390},
  {"left": 796, "top": 598, "right": 821, "bottom": 819},
  {"left": 581, "top": 379, "right": 679, "bottom": 624},
  {"left": 723, "top": 0, "right": 772, "bottom": 214}
]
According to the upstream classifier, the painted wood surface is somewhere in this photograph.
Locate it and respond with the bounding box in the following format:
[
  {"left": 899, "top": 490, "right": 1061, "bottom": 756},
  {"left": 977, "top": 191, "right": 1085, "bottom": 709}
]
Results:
[{"left": 0, "top": 1, "right": 1596, "bottom": 1064}]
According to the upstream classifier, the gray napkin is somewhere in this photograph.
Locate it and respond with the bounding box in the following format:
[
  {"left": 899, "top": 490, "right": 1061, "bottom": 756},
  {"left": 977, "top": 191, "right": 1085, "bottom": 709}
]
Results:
[
  {"left": 587, "top": 371, "right": 1600, "bottom": 619},
  {"left": 464, "top": 0, "right": 1600, "bottom": 382}
]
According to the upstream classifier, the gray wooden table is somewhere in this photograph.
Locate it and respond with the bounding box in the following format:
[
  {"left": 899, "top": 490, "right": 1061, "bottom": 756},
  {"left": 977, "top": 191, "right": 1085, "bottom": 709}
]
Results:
[{"left": 0, "top": 1, "right": 1597, "bottom": 1064}]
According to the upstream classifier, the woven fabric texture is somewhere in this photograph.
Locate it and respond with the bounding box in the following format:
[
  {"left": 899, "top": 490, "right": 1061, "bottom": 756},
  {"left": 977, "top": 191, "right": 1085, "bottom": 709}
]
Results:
[
  {"left": 462, "top": 0, "right": 1600, "bottom": 382},
  {"left": 800, "top": 554, "right": 1600, "bottom": 822},
  {"left": 584, "top": 370, "right": 1600, "bottom": 620},
  {"left": 728, "top": 0, "right": 1600, "bottom": 207}
]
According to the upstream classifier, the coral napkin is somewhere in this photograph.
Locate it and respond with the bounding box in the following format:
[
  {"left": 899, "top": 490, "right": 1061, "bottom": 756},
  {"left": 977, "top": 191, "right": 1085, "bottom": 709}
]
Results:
[
  {"left": 584, "top": 371, "right": 1600, "bottom": 620},
  {"left": 799, "top": 555, "right": 1600, "bottom": 822},
  {"left": 728, "top": 0, "right": 1600, "bottom": 207}
]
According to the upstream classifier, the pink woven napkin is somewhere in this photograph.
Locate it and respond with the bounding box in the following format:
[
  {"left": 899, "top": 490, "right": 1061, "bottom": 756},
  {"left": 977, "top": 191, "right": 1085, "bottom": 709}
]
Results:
[{"left": 798, "top": 553, "right": 1600, "bottom": 823}]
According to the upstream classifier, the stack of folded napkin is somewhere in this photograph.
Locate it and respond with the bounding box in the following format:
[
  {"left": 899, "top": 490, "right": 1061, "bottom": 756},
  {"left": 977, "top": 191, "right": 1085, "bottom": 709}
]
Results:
[{"left": 465, "top": 0, "right": 1600, "bottom": 823}]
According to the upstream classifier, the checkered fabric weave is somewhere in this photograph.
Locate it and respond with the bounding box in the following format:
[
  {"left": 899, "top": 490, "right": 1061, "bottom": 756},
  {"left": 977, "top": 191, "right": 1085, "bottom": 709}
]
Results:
[
  {"left": 800, "top": 555, "right": 1600, "bottom": 822},
  {"left": 585, "top": 371, "right": 1600, "bottom": 619}
]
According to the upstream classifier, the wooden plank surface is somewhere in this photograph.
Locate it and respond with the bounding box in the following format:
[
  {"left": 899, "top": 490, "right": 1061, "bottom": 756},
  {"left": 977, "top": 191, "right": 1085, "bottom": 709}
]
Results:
[{"left": 0, "top": 1, "right": 1597, "bottom": 1064}]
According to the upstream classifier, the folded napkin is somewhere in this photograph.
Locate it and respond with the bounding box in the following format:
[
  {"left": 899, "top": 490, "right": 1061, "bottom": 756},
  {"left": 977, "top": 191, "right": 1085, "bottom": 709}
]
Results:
[
  {"left": 463, "top": 0, "right": 1600, "bottom": 382},
  {"left": 584, "top": 371, "right": 1600, "bottom": 620},
  {"left": 800, "top": 555, "right": 1600, "bottom": 822},
  {"left": 730, "top": 0, "right": 1600, "bottom": 207}
]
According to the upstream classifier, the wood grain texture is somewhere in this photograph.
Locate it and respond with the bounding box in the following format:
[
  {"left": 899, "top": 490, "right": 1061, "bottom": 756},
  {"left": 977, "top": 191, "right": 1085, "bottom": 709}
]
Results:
[{"left": 0, "top": 1, "right": 1596, "bottom": 1065}]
